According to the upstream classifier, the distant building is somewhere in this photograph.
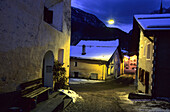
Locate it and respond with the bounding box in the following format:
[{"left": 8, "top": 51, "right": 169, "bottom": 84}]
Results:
[
  {"left": 133, "top": 14, "right": 170, "bottom": 97},
  {"left": 124, "top": 55, "right": 137, "bottom": 74},
  {"left": 107, "top": 46, "right": 124, "bottom": 79},
  {"left": 0, "top": 0, "right": 71, "bottom": 93},
  {"left": 70, "top": 40, "right": 121, "bottom": 80}
]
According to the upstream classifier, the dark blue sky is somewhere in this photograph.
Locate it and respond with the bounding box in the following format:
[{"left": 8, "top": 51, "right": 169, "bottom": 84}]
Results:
[{"left": 71, "top": 0, "right": 170, "bottom": 33}]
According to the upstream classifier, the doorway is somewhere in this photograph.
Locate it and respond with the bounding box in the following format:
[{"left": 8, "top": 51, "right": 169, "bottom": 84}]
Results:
[
  {"left": 42, "top": 51, "right": 54, "bottom": 88},
  {"left": 145, "top": 71, "right": 149, "bottom": 94},
  {"left": 74, "top": 72, "right": 79, "bottom": 78}
]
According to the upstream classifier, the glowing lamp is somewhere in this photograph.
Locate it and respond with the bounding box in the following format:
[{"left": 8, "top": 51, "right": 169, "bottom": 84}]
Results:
[{"left": 108, "top": 19, "right": 115, "bottom": 24}]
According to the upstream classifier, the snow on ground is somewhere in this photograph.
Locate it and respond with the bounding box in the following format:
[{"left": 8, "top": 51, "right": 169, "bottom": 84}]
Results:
[
  {"left": 116, "top": 91, "right": 170, "bottom": 112},
  {"left": 58, "top": 89, "right": 83, "bottom": 103},
  {"left": 133, "top": 100, "right": 170, "bottom": 112},
  {"left": 69, "top": 78, "right": 105, "bottom": 84}
]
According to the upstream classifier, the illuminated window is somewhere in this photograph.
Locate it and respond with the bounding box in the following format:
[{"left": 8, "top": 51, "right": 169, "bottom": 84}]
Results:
[
  {"left": 74, "top": 62, "right": 77, "bottom": 67},
  {"left": 147, "top": 44, "right": 151, "bottom": 59}
]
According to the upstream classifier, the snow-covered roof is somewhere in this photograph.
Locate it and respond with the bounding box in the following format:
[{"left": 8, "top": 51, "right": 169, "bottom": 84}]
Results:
[
  {"left": 70, "top": 39, "right": 119, "bottom": 61},
  {"left": 134, "top": 14, "right": 170, "bottom": 30}
]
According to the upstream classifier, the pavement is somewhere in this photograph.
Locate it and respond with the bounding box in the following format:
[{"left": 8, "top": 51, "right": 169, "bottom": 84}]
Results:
[
  {"left": 63, "top": 75, "right": 170, "bottom": 112},
  {"left": 16, "top": 75, "right": 169, "bottom": 112}
]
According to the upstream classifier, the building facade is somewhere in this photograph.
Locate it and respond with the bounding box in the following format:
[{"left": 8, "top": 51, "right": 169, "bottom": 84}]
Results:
[
  {"left": 70, "top": 58, "right": 107, "bottom": 80},
  {"left": 124, "top": 55, "right": 137, "bottom": 74},
  {"left": 107, "top": 47, "right": 124, "bottom": 79},
  {"left": 133, "top": 14, "right": 170, "bottom": 97},
  {"left": 70, "top": 40, "right": 119, "bottom": 80},
  {"left": 0, "top": 0, "right": 71, "bottom": 93}
]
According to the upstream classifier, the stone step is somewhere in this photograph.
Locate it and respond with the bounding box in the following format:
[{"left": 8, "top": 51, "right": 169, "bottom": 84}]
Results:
[
  {"left": 64, "top": 98, "right": 72, "bottom": 109},
  {"left": 31, "top": 94, "right": 66, "bottom": 112},
  {"left": 49, "top": 91, "right": 60, "bottom": 99}
]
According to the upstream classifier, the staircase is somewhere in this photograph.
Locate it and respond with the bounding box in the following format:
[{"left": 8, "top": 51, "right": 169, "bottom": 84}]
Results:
[{"left": 31, "top": 91, "right": 72, "bottom": 112}]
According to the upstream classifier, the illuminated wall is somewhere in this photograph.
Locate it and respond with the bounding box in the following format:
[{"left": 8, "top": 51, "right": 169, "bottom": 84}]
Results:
[
  {"left": 0, "top": 0, "right": 71, "bottom": 93},
  {"left": 124, "top": 55, "right": 137, "bottom": 74},
  {"left": 137, "top": 30, "right": 154, "bottom": 95},
  {"left": 70, "top": 58, "right": 107, "bottom": 80},
  {"left": 107, "top": 48, "right": 123, "bottom": 79}
]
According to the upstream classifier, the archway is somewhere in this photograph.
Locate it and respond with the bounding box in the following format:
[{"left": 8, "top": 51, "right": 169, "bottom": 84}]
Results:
[{"left": 42, "top": 51, "right": 54, "bottom": 88}]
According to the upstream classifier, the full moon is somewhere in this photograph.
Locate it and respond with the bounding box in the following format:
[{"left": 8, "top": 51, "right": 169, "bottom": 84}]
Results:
[{"left": 108, "top": 19, "right": 115, "bottom": 24}]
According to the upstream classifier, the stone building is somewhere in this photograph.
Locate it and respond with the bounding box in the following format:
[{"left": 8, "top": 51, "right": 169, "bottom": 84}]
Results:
[
  {"left": 133, "top": 14, "right": 170, "bottom": 97},
  {"left": 0, "top": 0, "right": 71, "bottom": 93}
]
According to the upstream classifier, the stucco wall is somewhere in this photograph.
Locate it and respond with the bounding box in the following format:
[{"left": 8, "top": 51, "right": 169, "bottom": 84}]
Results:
[
  {"left": 137, "top": 30, "right": 154, "bottom": 95},
  {"left": 107, "top": 49, "right": 122, "bottom": 79},
  {"left": 70, "top": 59, "right": 107, "bottom": 80},
  {"left": 0, "top": 0, "right": 71, "bottom": 93}
]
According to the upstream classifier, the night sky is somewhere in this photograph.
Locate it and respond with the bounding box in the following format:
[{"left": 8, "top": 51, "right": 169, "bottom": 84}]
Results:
[{"left": 71, "top": 0, "right": 170, "bottom": 33}]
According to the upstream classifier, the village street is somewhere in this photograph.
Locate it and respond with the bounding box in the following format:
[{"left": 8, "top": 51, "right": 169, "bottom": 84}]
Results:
[
  {"left": 62, "top": 75, "right": 170, "bottom": 112},
  {"left": 62, "top": 75, "right": 136, "bottom": 112}
]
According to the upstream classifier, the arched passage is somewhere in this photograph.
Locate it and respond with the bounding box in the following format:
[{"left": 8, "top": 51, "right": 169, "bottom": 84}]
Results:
[{"left": 42, "top": 51, "right": 54, "bottom": 88}]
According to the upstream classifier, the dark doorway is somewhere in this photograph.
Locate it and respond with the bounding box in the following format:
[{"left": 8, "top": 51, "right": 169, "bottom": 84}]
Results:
[
  {"left": 145, "top": 71, "right": 149, "bottom": 94},
  {"left": 74, "top": 72, "right": 79, "bottom": 78}
]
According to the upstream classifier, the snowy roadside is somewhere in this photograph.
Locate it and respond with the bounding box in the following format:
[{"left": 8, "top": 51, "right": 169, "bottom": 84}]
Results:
[
  {"left": 117, "top": 92, "right": 170, "bottom": 112},
  {"left": 58, "top": 89, "right": 83, "bottom": 103},
  {"left": 69, "top": 78, "right": 105, "bottom": 84}
]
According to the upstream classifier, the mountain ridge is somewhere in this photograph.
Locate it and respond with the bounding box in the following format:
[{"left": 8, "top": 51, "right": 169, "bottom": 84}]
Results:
[{"left": 71, "top": 7, "right": 129, "bottom": 50}]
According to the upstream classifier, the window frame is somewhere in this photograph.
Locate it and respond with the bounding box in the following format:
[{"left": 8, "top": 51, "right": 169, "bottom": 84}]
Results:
[{"left": 146, "top": 43, "right": 151, "bottom": 60}]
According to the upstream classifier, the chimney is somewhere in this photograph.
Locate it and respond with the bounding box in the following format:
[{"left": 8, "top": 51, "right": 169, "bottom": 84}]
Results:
[
  {"left": 82, "top": 45, "right": 86, "bottom": 55},
  {"left": 160, "top": 0, "right": 163, "bottom": 14}
]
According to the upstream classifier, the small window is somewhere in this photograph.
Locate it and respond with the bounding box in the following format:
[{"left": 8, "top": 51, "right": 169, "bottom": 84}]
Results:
[
  {"left": 143, "top": 45, "right": 146, "bottom": 57},
  {"left": 147, "top": 44, "right": 151, "bottom": 59},
  {"left": 74, "top": 62, "right": 77, "bottom": 67},
  {"left": 58, "top": 49, "right": 64, "bottom": 64},
  {"left": 44, "top": 7, "right": 53, "bottom": 24}
]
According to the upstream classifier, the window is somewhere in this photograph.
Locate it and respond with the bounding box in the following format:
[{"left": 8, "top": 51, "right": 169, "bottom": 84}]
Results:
[
  {"left": 139, "top": 68, "right": 147, "bottom": 85},
  {"left": 143, "top": 45, "right": 146, "bottom": 57},
  {"left": 58, "top": 49, "right": 64, "bottom": 64},
  {"left": 44, "top": 7, "right": 53, "bottom": 24},
  {"left": 147, "top": 44, "right": 151, "bottom": 59},
  {"left": 74, "top": 62, "right": 77, "bottom": 67}
]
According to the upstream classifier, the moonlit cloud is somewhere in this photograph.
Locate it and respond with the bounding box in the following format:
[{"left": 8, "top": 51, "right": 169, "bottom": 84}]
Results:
[{"left": 71, "top": 0, "right": 170, "bottom": 33}]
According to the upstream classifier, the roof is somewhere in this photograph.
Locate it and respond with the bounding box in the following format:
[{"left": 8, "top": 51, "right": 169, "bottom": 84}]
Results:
[
  {"left": 134, "top": 14, "right": 170, "bottom": 30},
  {"left": 70, "top": 40, "right": 119, "bottom": 61}
]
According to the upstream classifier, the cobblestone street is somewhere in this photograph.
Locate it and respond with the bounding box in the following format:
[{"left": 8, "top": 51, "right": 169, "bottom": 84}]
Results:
[
  {"left": 63, "top": 75, "right": 137, "bottom": 112},
  {"left": 62, "top": 75, "right": 170, "bottom": 112}
]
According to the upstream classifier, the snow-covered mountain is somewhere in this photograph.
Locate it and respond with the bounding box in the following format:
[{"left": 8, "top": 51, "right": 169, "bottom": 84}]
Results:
[{"left": 71, "top": 7, "right": 129, "bottom": 50}]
